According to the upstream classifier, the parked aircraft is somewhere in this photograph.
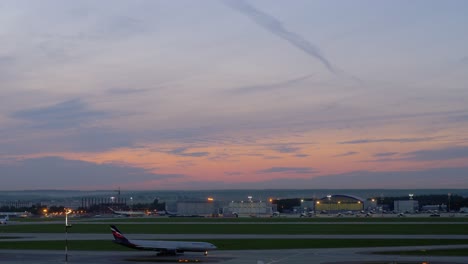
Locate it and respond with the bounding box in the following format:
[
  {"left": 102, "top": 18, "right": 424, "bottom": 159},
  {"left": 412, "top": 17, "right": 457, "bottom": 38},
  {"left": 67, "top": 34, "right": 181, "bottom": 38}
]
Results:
[
  {"left": 110, "top": 225, "right": 217, "bottom": 256},
  {"left": 108, "top": 207, "right": 146, "bottom": 217},
  {"left": 0, "top": 211, "right": 32, "bottom": 218},
  {"left": 0, "top": 215, "right": 9, "bottom": 224}
]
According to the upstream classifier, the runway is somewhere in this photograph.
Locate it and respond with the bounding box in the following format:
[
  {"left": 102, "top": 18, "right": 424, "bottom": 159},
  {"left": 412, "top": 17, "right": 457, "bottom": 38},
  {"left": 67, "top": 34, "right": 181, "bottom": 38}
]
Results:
[
  {"left": 1, "top": 245, "right": 468, "bottom": 264},
  {"left": 2, "top": 233, "right": 468, "bottom": 241}
]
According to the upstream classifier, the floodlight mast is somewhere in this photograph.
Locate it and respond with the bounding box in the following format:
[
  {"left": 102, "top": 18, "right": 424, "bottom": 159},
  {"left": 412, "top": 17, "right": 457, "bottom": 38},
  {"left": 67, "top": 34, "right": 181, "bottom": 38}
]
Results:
[{"left": 65, "top": 209, "right": 72, "bottom": 262}]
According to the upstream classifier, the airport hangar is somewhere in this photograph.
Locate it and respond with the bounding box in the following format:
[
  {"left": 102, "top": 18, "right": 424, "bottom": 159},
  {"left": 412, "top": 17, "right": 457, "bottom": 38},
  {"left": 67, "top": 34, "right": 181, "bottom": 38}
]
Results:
[{"left": 313, "top": 194, "right": 377, "bottom": 213}]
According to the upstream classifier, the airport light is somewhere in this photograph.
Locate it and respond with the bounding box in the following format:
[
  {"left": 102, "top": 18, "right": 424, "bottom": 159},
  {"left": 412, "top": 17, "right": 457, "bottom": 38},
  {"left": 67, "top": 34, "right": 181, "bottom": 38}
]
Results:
[
  {"left": 269, "top": 198, "right": 273, "bottom": 203},
  {"left": 64, "top": 208, "right": 73, "bottom": 262},
  {"left": 207, "top": 197, "right": 214, "bottom": 202}
]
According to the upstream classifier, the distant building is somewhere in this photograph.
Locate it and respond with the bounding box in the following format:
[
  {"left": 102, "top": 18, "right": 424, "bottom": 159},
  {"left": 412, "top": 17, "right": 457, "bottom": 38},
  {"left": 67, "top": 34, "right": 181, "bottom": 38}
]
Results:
[
  {"left": 176, "top": 201, "right": 217, "bottom": 216},
  {"left": 224, "top": 201, "right": 273, "bottom": 216},
  {"left": 421, "top": 204, "right": 446, "bottom": 212},
  {"left": 364, "top": 199, "right": 378, "bottom": 211},
  {"left": 394, "top": 200, "right": 419, "bottom": 213}
]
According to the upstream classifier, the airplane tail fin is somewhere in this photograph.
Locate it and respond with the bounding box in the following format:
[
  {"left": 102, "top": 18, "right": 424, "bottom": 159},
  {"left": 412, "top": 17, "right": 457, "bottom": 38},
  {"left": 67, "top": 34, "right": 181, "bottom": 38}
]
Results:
[{"left": 110, "top": 225, "right": 130, "bottom": 244}]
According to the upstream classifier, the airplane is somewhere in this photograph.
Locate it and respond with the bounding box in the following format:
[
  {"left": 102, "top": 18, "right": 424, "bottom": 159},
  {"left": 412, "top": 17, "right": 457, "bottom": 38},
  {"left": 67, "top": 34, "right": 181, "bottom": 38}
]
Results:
[
  {"left": 0, "top": 211, "right": 32, "bottom": 218},
  {"left": 157, "top": 210, "right": 179, "bottom": 217},
  {"left": 0, "top": 215, "right": 9, "bottom": 225},
  {"left": 108, "top": 207, "right": 146, "bottom": 217},
  {"left": 110, "top": 225, "right": 217, "bottom": 256}
]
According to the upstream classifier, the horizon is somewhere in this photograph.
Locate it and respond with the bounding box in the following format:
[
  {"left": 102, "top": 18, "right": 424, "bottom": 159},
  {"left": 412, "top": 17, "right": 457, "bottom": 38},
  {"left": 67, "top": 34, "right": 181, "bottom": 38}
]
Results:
[{"left": 1, "top": 0, "right": 468, "bottom": 190}]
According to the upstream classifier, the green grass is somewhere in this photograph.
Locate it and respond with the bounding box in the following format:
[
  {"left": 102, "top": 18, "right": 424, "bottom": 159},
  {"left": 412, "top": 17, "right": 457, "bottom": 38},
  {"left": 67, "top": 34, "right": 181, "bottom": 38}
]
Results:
[
  {"left": 375, "top": 248, "right": 468, "bottom": 256},
  {"left": 1, "top": 223, "right": 467, "bottom": 235},
  {"left": 0, "top": 239, "right": 467, "bottom": 251}
]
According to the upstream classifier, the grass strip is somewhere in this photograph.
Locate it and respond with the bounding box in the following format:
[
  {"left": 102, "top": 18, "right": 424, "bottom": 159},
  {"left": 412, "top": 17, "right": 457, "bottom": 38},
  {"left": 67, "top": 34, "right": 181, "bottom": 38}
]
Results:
[
  {"left": 375, "top": 248, "right": 468, "bottom": 256},
  {"left": 1, "top": 223, "right": 467, "bottom": 235},
  {"left": 0, "top": 239, "right": 468, "bottom": 251}
]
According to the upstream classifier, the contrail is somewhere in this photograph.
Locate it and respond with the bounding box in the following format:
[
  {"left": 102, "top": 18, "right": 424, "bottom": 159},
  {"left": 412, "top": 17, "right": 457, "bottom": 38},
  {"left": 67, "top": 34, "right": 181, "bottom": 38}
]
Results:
[{"left": 224, "top": 0, "right": 336, "bottom": 74}]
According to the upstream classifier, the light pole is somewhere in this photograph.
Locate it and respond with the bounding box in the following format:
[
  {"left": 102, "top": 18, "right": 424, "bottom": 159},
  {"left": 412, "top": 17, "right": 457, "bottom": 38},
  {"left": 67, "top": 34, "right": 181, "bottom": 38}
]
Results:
[
  {"left": 448, "top": 193, "right": 451, "bottom": 213},
  {"left": 248, "top": 196, "right": 253, "bottom": 216},
  {"left": 130, "top": 197, "right": 133, "bottom": 211},
  {"left": 327, "top": 195, "right": 332, "bottom": 215},
  {"left": 301, "top": 199, "right": 305, "bottom": 214},
  {"left": 65, "top": 209, "right": 72, "bottom": 262}
]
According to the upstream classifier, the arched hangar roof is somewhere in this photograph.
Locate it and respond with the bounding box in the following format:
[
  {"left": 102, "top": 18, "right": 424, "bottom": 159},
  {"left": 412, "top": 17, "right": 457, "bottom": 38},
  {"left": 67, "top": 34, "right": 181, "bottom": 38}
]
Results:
[{"left": 319, "top": 194, "right": 365, "bottom": 202}]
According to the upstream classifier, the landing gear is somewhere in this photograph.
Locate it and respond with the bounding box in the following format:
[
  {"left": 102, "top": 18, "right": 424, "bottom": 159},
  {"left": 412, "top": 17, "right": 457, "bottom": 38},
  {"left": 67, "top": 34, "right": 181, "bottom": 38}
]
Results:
[{"left": 204, "top": 251, "right": 208, "bottom": 256}]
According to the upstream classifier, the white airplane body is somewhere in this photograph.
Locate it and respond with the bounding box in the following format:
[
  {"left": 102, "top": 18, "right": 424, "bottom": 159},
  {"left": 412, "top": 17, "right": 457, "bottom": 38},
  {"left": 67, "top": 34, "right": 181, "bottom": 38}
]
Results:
[
  {"left": 110, "top": 225, "right": 216, "bottom": 256},
  {"left": 108, "top": 207, "right": 146, "bottom": 217},
  {"left": 0, "top": 215, "right": 9, "bottom": 225},
  {"left": 0, "top": 212, "right": 31, "bottom": 218}
]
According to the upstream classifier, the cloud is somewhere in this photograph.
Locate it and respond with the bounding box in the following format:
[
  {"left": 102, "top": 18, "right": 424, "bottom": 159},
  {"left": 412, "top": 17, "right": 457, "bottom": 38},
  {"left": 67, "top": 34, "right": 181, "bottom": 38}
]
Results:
[
  {"left": 223, "top": 0, "right": 336, "bottom": 74},
  {"left": 147, "top": 166, "right": 468, "bottom": 189},
  {"left": 0, "top": 56, "right": 17, "bottom": 80},
  {"left": 333, "top": 151, "right": 358, "bottom": 157},
  {"left": 0, "top": 125, "right": 134, "bottom": 155},
  {"left": 460, "top": 56, "right": 468, "bottom": 65},
  {"left": 107, "top": 88, "right": 151, "bottom": 95},
  {"left": 0, "top": 156, "right": 184, "bottom": 190},
  {"left": 257, "top": 167, "right": 318, "bottom": 174},
  {"left": 295, "top": 154, "right": 309, "bottom": 158},
  {"left": 271, "top": 145, "right": 301, "bottom": 154},
  {"left": 451, "top": 114, "right": 468, "bottom": 123},
  {"left": 227, "top": 74, "right": 313, "bottom": 94},
  {"left": 404, "top": 146, "right": 468, "bottom": 161},
  {"left": 252, "top": 166, "right": 468, "bottom": 189},
  {"left": 374, "top": 152, "right": 399, "bottom": 157},
  {"left": 339, "top": 137, "right": 434, "bottom": 145},
  {"left": 224, "top": 171, "right": 242, "bottom": 176},
  {"left": 167, "top": 147, "right": 210, "bottom": 157},
  {"left": 10, "top": 99, "right": 108, "bottom": 129}
]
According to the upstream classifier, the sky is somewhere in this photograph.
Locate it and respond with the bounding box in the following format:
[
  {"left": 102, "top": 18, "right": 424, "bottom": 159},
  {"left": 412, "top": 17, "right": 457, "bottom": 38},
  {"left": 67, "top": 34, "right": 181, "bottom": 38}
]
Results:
[{"left": 1, "top": 0, "right": 468, "bottom": 190}]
